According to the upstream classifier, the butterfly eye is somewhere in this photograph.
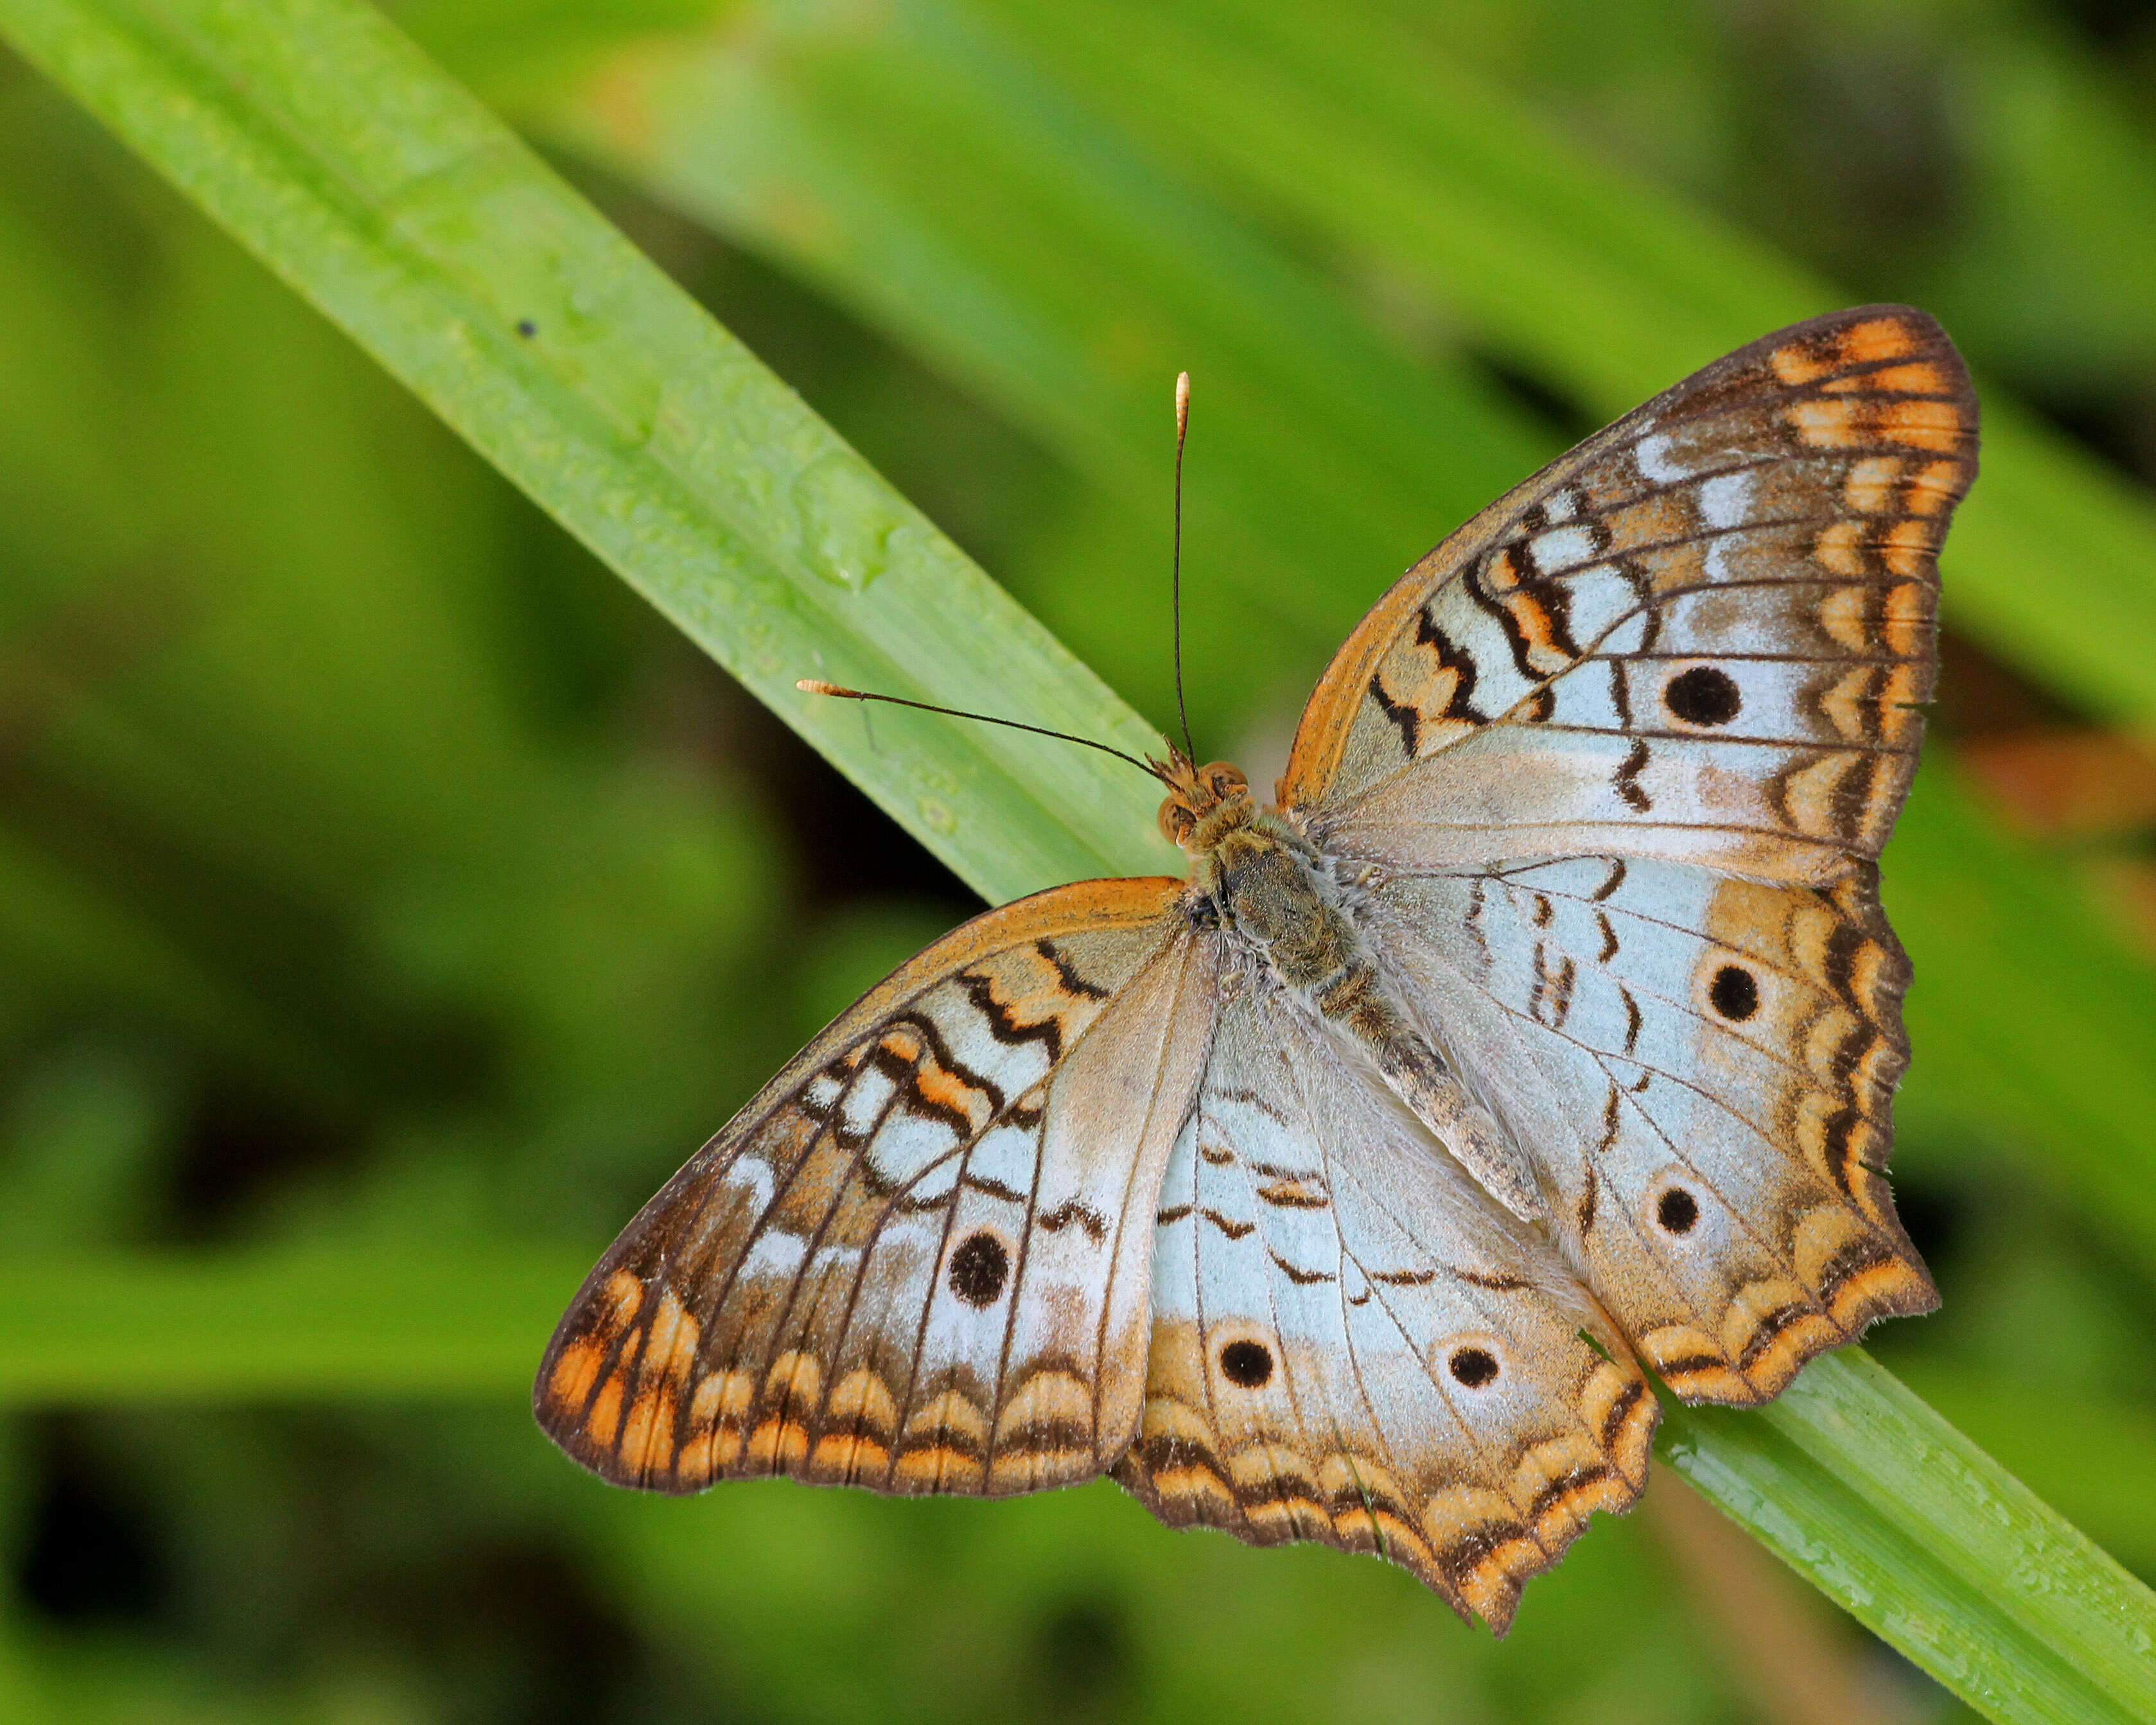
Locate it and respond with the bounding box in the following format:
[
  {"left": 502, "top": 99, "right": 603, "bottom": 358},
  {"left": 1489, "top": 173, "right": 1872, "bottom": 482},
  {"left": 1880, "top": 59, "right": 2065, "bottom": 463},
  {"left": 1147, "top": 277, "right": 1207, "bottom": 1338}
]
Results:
[
  {"left": 1218, "top": 1338, "right": 1274, "bottom": 1388},
  {"left": 1202, "top": 763, "right": 1248, "bottom": 800},
  {"left": 1448, "top": 1347, "right": 1500, "bottom": 1388},
  {"left": 1157, "top": 799, "right": 1196, "bottom": 845}
]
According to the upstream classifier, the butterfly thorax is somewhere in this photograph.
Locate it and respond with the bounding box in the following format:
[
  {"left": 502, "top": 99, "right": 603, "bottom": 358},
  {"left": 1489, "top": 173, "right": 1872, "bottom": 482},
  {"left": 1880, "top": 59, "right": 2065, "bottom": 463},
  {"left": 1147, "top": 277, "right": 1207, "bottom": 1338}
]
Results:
[
  {"left": 1162, "top": 758, "right": 1548, "bottom": 1222},
  {"left": 1156, "top": 753, "right": 1348, "bottom": 991}
]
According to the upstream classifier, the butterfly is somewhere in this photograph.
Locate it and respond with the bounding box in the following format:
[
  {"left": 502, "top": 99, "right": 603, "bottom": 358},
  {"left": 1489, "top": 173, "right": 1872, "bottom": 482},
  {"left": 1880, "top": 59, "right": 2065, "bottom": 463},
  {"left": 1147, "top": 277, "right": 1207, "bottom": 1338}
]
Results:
[{"left": 535, "top": 306, "right": 1976, "bottom": 1633}]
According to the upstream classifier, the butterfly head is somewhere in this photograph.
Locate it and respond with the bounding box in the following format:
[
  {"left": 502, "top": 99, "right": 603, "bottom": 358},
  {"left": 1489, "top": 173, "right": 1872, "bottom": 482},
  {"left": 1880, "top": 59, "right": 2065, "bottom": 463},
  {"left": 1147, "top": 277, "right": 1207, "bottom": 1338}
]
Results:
[{"left": 1154, "top": 753, "right": 1254, "bottom": 853}]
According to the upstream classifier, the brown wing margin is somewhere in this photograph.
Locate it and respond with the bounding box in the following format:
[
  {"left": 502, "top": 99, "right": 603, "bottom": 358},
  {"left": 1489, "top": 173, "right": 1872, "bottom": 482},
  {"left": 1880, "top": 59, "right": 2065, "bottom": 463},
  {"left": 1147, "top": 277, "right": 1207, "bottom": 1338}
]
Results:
[
  {"left": 1275, "top": 306, "right": 1978, "bottom": 813},
  {"left": 533, "top": 875, "right": 1191, "bottom": 1496}
]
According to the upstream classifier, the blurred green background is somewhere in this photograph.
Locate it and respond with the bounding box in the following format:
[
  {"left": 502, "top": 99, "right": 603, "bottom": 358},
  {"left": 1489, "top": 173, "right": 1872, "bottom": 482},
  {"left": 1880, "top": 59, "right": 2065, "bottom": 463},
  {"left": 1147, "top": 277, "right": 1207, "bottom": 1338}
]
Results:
[{"left": 3, "top": 0, "right": 2156, "bottom": 1720}]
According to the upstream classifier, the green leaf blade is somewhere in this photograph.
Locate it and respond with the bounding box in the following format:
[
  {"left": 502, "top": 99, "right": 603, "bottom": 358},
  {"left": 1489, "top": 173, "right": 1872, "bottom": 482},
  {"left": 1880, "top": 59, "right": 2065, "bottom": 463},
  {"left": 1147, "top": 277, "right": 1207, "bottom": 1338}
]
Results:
[
  {"left": 0, "top": 0, "right": 1175, "bottom": 904},
  {"left": 1673, "top": 1352, "right": 2156, "bottom": 1724}
]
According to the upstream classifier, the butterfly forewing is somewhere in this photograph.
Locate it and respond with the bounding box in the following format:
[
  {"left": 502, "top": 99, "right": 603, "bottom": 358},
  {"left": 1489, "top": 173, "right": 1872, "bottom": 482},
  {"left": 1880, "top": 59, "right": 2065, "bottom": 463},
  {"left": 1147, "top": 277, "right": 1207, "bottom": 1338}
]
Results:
[
  {"left": 1283, "top": 307, "right": 1974, "bottom": 888},
  {"left": 535, "top": 878, "right": 1216, "bottom": 1497},
  {"left": 1114, "top": 981, "right": 1656, "bottom": 1633}
]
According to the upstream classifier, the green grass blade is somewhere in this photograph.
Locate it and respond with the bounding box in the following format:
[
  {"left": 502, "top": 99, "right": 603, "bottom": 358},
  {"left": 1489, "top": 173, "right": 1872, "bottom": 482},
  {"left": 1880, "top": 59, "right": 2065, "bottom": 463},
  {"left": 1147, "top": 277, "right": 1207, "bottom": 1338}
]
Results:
[
  {"left": 1667, "top": 1351, "right": 2156, "bottom": 1723},
  {"left": 538, "top": 0, "right": 1557, "bottom": 713},
  {"left": 6, "top": 0, "right": 2154, "bottom": 1715},
  {"left": 1893, "top": 1362, "right": 2156, "bottom": 1576},
  {"left": 0, "top": 0, "right": 1173, "bottom": 907}
]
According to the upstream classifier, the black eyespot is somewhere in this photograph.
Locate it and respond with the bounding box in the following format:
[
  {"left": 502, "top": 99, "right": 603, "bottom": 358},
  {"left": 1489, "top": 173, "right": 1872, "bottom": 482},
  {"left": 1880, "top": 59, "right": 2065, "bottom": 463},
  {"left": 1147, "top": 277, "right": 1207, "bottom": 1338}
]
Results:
[
  {"left": 1709, "top": 964, "right": 1760, "bottom": 1021},
  {"left": 1663, "top": 665, "right": 1742, "bottom": 726},
  {"left": 947, "top": 1232, "right": 1010, "bottom": 1307},
  {"left": 1658, "top": 1188, "right": 1699, "bottom": 1234},
  {"left": 1448, "top": 1347, "right": 1499, "bottom": 1388},
  {"left": 1220, "top": 1340, "right": 1273, "bottom": 1388}
]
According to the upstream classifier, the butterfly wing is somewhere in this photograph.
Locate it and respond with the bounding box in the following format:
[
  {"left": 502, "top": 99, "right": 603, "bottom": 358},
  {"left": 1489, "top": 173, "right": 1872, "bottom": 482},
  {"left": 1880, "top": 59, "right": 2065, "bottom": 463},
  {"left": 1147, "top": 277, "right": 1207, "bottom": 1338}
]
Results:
[
  {"left": 1361, "top": 857, "right": 1934, "bottom": 1405},
  {"left": 1281, "top": 306, "right": 1976, "bottom": 888},
  {"left": 1279, "top": 307, "right": 1972, "bottom": 1403},
  {"left": 1114, "top": 977, "right": 1658, "bottom": 1634},
  {"left": 536, "top": 878, "right": 1218, "bottom": 1496}
]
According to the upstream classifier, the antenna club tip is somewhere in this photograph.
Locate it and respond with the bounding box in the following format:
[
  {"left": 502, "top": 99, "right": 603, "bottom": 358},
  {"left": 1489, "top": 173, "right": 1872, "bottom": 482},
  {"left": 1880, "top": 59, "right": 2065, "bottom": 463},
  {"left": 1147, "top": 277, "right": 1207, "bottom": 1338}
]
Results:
[
  {"left": 797, "top": 679, "right": 857, "bottom": 697},
  {"left": 1174, "top": 371, "right": 1191, "bottom": 435}
]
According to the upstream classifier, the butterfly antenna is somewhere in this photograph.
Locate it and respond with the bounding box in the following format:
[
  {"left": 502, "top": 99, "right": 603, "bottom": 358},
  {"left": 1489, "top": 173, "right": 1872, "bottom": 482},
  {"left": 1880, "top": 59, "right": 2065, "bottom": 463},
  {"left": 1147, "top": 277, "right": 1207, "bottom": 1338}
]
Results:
[
  {"left": 798, "top": 681, "right": 1168, "bottom": 784},
  {"left": 1171, "top": 371, "right": 1196, "bottom": 766}
]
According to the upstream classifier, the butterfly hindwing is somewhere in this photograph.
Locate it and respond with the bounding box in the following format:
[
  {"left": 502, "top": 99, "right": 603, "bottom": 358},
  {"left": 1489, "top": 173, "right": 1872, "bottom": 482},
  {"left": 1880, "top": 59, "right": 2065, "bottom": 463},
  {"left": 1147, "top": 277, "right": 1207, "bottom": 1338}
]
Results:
[
  {"left": 1363, "top": 854, "right": 1936, "bottom": 1405},
  {"left": 1284, "top": 306, "right": 1974, "bottom": 888},
  {"left": 535, "top": 879, "right": 1217, "bottom": 1497},
  {"left": 1114, "top": 979, "right": 1657, "bottom": 1633}
]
